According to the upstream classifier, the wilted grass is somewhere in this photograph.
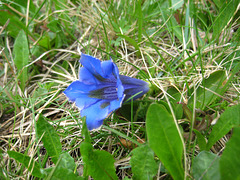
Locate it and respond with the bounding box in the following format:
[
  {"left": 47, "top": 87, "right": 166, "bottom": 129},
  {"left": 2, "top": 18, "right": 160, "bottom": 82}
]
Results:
[{"left": 0, "top": 0, "right": 240, "bottom": 179}]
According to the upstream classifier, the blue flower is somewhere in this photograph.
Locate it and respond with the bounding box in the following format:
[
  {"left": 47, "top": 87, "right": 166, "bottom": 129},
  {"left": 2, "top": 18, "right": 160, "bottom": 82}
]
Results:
[{"left": 64, "top": 53, "right": 149, "bottom": 130}]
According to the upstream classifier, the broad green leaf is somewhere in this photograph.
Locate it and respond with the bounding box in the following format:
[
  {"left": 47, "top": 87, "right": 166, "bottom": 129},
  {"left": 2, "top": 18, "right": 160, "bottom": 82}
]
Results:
[
  {"left": 146, "top": 103, "right": 184, "bottom": 180},
  {"left": 47, "top": 20, "right": 61, "bottom": 33},
  {"left": 47, "top": 20, "right": 68, "bottom": 48},
  {"left": 80, "top": 142, "right": 118, "bottom": 180},
  {"left": 130, "top": 144, "right": 158, "bottom": 180},
  {"left": 220, "top": 62, "right": 240, "bottom": 94},
  {"left": 213, "top": 0, "right": 224, "bottom": 9},
  {"left": 53, "top": 0, "right": 68, "bottom": 10},
  {"left": 57, "top": 152, "right": 75, "bottom": 172},
  {"left": 193, "top": 129, "right": 207, "bottom": 151},
  {"left": 36, "top": 115, "right": 62, "bottom": 164},
  {"left": 8, "top": 151, "right": 43, "bottom": 178},
  {"left": 45, "top": 152, "right": 82, "bottom": 180},
  {"left": 82, "top": 117, "right": 91, "bottom": 143},
  {"left": 192, "top": 151, "right": 220, "bottom": 180},
  {"left": 13, "top": 30, "right": 30, "bottom": 91},
  {"left": 0, "top": 9, "right": 30, "bottom": 38},
  {"left": 188, "top": 70, "right": 227, "bottom": 109},
  {"left": 47, "top": 167, "right": 83, "bottom": 180},
  {"left": 212, "top": 0, "right": 240, "bottom": 40},
  {"left": 37, "top": 33, "right": 51, "bottom": 49},
  {"left": 157, "top": 100, "right": 171, "bottom": 114},
  {"left": 220, "top": 127, "right": 240, "bottom": 179},
  {"left": 170, "top": 0, "right": 184, "bottom": 10},
  {"left": 206, "top": 104, "right": 240, "bottom": 150},
  {"left": 189, "top": 61, "right": 240, "bottom": 110}
]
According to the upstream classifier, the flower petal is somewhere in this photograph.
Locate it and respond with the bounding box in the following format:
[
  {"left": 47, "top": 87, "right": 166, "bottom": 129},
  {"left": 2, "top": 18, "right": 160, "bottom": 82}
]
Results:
[
  {"left": 63, "top": 80, "right": 96, "bottom": 102},
  {"left": 81, "top": 94, "right": 124, "bottom": 130},
  {"left": 109, "top": 96, "right": 125, "bottom": 110},
  {"left": 119, "top": 75, "right": 149, "bottom": 101},
  {"left": 86, "top": 119, "right": 104, "bottom": 131},
  {"left": 117, "top": 78, "right": 124, "bottom": 99},
  {"left": 120, "top": 75, "right": 148, "bottom": 86},
  {"left": 101, "top": 60, "right": 114, "bottom": 78},
  {"left": 81, "top": 100, "right": 110, "bottom": 130},
  {"left": 80, "top": 53, "right": 104, "bottom": 77},
  {"left": 75, "top": 97, "right": 99, "bottom": 110},
  {"left": 79, "top": 67, "right": 98, "bottom": 84},
  {"left": 112, "top": 62, "right": 120, "bottom": 78}
]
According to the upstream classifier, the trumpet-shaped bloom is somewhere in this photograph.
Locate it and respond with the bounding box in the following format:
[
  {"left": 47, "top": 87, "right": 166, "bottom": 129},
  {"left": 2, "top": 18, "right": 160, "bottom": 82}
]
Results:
[{"left": 64, "top": 53, "right": 149, "bottom": 130}]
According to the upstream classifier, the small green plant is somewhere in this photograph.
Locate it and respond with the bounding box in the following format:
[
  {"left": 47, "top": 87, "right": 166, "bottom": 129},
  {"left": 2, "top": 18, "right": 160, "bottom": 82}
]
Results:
[{"left": 7, "top": 103, "right": 240, "bottom": 179}]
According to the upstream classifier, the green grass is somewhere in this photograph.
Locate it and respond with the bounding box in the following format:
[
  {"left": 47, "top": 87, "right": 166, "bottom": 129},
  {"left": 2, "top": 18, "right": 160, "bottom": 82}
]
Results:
[{"left": 0, "top": 0, "right": 240, "bottom": 179}]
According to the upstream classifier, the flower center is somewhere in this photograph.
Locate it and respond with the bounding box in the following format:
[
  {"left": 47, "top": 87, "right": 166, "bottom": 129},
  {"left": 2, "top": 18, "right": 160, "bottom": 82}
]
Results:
[{"left": 89, "top": 86, "right": 118, "bottom": 100}]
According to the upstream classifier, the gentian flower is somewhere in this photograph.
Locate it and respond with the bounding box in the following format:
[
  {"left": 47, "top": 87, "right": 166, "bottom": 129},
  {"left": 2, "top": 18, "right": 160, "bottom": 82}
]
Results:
[{"left": 64, "top": 53, "right": 149, "bottom": 130}]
